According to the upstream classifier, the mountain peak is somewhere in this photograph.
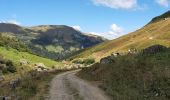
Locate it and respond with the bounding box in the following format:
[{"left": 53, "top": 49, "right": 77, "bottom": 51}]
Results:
[
  {"left": 0, "top": 23, "right": 26, "bottom": 34},
  {"left": 0, "top": 23, "right": 20, "bottom": 27},
  {"left": 150, "top": 10, "right": 170, "bottom": 23}
]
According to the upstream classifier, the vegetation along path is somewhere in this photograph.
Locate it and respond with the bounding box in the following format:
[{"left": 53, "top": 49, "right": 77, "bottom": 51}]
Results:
[{"left": 48, "top": 70, "right": 110, "bottom": 100}]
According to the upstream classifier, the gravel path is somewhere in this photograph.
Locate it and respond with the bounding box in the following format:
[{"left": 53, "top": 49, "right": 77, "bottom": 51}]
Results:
[{"left": 48, "top": 70, "right": 110, "bottom": 100}]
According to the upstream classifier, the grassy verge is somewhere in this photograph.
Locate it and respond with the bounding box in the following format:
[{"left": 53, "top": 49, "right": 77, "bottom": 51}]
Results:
[
  {"left": 78, "top": 50, "right": 170, "bottom": 100},
  {"left": 0, "top": 45, "right": 64, "bottom": 99},
  {"left": 0, "top": 70, "right": 64, "bottom": 100}
]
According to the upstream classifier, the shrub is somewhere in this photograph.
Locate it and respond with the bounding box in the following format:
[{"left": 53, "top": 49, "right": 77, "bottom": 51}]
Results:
[
  {"left": 83, "top": 58, "right": 95, "bottom": 65},
  {"left": 6, "top": 60, "right": 16, "bottom": 73},
  {"left": 0, "top": 33, "right": 28, "bottom": 52},
  {"left": 72, "top": 58, "right": 95, "bottom": 65},
  {"left": 2, "top": 67, "right": 8, "bottom": 74},
  {"left": 6, "top": 65, "right": 16, "bottom": 73},
  {"left": 0, "top": 57, "right": 16, "bottom": 73},
  {"left": 72, "top": 59, "right": 83, "bottom": 64}
]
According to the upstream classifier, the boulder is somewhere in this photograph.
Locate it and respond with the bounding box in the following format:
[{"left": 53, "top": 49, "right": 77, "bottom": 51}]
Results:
[
  {"left": 100, "top": 56, "right": 115, "bottom": 64},
  {"left": 64, "top": 64, "right": 69, "bottom": 69},
  {"left": 34, "top": 63, "right": 47, "bottom": 71},
  {"left": 128, "top": 48, "right": 137, "bottom": 54},
  {"left": 19, "top": 59, "right": 29, "bottom": 66},
  {"left": 0, "top": 96, "right": 9, "bottom": 100},
  {"left": 36, "top": 68, "right": 43, "bottom": 72},
  {"left": 73, "top": 64, "right": 79, "bottom": 69},
  {"left": 143, "top": 45, "right": 167, "bottom": 54},
  {"left": 67, "top": 66, "right": 73, "bottom": 70},
  {"left": 35, "top": 63, "right": 46, "bottom": 68},
  {"left": 111, "top": 53, "right": 120, "bottom": 57},
  {"left": 76, "top": 64, "right": 84, "bottom": 68},
  {"left": 100, "top": 57, "right": 110, "bottom": 64}
]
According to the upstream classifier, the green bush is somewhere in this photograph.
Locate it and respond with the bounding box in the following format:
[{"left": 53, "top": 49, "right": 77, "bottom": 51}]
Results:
[
  {"left": 72, "top": 58, "right": 95, "bottom": 65},
  {"left": 2, "top": 67, "right": 8, "bottom": 74},
  {"left": 72, "top": 59, "right": 83, "bottom": 64},
  {"left": 0, "top": 33, "right": 28, "bottom": 52},
  {"left": 83, "top": 58, "right": 95, "bottom": 65},
  {"left": 0, "top": 57, "right": 16, "bottom": 73}
]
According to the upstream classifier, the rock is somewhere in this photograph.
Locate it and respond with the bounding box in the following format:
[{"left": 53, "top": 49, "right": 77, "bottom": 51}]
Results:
[
  {"left": 66, "top": 66, "right": 72, "bottom": 70},
  {"left": 100, "top": 56, "right": 115, "bottom": 64},
  {"left": 0, "top": 96, "right": 11, "bottom": 100},
  {"left": 76, "top": 64, "right": 84, "bottom": 68},
  {"left": 9, "top": 77, "right": 21, "bottom": 89},
  {"left": 34, "top": 63, "right": 47, "bottom": 72},
  {"left": 0, "top": 64, "right": 6, "bottom": 70},
  {"left": 143, "top": 45, "right": 167, "bottom": 54},
  {"left": 0, "top": 96, "right": 5, "bottom": 100},
  {"left": 36, "top": 68, "right": 49, "bottom": 72},
  {"left": 43, "top": 69, "right": 48, "bottom": 72},
  {"left": 100, "top": 57, "right": 110, "bottom": 64},
  {"left": 73, "top": 65, "right": 79, "bottom": 69},
  {"left": 35, "top": 63, "right": 46, "bottom": 68},
  {"left": 0, "top": 75, "right": 5, "bottom": 82},
  {"left": 64, "top": 64, "right": 69, "bottom": 69},
  {"left": 19, "top": 59, "right": 29, "bottom": 66},
  {"left": 111, "top": 53, "right": 120, "bottom": 57},
  {"left": 36, "top": 68, "right": 43, "bottom": 72},
  {"left": 128, "top": 48, "right": 137, "bottom": 54}
]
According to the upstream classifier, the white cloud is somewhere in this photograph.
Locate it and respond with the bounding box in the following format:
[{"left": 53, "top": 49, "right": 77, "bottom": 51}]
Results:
[
  {"left": 6, "top": 19, "right": 21, "bottom": 25},
  {"left": 89, "top": 32, "right": 101, "bottom": 36},
  {"left": 156, "top": 0, "right": 169, "bottom": 7},
  {"left": 89, "top": 23, "right": 125, "bottom": 39},
  {"left": 72, "top": 25, "right": 81, "bottom": 31},
  {"left": 0, "top": 19, "right": 21, "bottom": 25},
  {"left": 109, "top": 24, "right": 124, "bottom": 35},
  {"left": 92, "top": 0, "right": 138, "bottom": 9}
]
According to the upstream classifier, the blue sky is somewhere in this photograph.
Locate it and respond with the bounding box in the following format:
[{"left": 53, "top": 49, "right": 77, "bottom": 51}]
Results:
[{"left": 0, "top": 0, "right": 170, "bottom": 39}]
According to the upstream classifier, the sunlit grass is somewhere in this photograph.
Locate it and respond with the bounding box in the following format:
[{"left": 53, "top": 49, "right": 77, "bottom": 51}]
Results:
[{"left": 0, "top": 46, "right": 62, "bottom": 67}]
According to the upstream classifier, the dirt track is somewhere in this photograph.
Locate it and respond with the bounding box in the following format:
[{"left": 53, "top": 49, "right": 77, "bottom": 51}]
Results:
[{"left": 48, "top": 70, "right": 110, "bottom": 100}]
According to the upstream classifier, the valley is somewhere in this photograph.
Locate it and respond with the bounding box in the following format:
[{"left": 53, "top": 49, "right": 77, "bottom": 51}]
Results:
[
  {"left": 0, "top": 24, "right": 105, "bottom": 60},
  {"left": 0, "top": 4, "right": 170, "bottom": 100}
]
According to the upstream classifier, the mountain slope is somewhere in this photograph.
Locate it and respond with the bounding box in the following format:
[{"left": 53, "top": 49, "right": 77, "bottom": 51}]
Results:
[
  {"left": 31, "top": 25, "right": 105, "bottom": 48},
  {"left": 78, "top": 46, "right": 170, "bottom": 99},
  {"left": 0, "top": 24, "right": 105, "bottom": 60},
  {"left": 70, "top": 10, "right": 170, "bottom": 61},
  {"left": 0, "top": 33, "right": 59, "bottom": 67},
  {"left": 0, "top": 32, "right": 28, "bottom": 51}
]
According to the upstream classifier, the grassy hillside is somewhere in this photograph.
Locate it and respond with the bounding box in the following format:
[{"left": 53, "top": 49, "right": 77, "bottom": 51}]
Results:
[
  {"left": 70, "top": 11, "right": 170, "bottom": 61},
  {"left": 0, "top": 46, "right": 60, "bottom": 67},
  {"left": 0, "top": 23, "right": 105, "bottom": 60},
  {"left": 0, "top": 46, "right": 63, "bottom": 99},
  {"left": 78, "top": 48, "right": 170, "bottom": 100},
  {"left": 0, "top": 32, "right": 62, "bottom": 67},
  {"left": 0, "top": 37, "right": 65, "bottom": 100},
  {"left": 0, "top": 32, "right": 28, "bottom": 52}
]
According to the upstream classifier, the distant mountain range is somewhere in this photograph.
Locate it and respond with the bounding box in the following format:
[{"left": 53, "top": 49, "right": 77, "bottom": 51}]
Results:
[
  {"left": 70, "top": 10, "right": 170, "bottom": 61},
  {"left": 0, "top": 23, "right": 106, "bottom": 60}
]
